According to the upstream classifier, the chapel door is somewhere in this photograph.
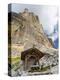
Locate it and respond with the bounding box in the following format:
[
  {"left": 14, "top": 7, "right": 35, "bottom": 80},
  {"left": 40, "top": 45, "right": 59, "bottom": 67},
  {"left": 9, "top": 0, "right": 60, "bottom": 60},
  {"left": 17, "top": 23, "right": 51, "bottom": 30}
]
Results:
[{"left": 27, "top": 56, "right": 36, "bottom": 70}]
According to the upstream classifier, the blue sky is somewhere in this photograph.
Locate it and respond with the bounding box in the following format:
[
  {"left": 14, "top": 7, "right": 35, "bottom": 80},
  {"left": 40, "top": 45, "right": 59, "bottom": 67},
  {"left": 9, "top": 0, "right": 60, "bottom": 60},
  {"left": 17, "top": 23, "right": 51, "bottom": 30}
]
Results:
[{"left": 9, "top": 4, "right": 58, "bottom": 48}]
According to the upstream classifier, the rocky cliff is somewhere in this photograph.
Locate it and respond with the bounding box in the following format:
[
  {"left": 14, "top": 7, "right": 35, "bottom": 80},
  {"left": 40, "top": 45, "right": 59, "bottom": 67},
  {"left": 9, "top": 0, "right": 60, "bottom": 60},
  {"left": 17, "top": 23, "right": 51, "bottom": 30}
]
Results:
[{"left": 8, "top": 9, "right": 53, "bottom": 48}]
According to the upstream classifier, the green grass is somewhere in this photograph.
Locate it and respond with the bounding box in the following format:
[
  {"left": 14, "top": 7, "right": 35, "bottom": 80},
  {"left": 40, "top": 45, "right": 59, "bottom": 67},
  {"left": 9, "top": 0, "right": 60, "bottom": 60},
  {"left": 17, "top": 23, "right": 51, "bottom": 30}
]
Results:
[
  {"left": 8, "top": 57, "right": 20, "bottom": 64},
  {"left": 40, "top": 66, "right": 50, "bottom": 72},
  {"left": 8, "top": 57, "right": 21, "bottom": 71}
]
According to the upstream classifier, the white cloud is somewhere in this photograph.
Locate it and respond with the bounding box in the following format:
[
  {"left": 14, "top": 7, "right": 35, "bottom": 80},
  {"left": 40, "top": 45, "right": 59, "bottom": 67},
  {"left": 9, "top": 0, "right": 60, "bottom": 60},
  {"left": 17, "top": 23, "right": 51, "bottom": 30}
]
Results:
[{"left": 38, "top": 6, "right": 58, "bottom": 35}]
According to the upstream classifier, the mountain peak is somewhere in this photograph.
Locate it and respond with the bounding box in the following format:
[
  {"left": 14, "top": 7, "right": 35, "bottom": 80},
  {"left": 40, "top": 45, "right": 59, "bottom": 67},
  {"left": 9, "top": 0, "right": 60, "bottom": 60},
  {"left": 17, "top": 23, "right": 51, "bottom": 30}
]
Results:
[{"left": 8, "top": 9, "right": 53, "bottom": 48}]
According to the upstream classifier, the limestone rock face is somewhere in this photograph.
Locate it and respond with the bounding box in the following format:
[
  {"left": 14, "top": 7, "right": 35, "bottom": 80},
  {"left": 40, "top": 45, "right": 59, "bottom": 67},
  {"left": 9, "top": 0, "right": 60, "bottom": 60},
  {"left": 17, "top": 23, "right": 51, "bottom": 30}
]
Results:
[{"left": 8, "top": 9, "right": 53, "bottom": 49}]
